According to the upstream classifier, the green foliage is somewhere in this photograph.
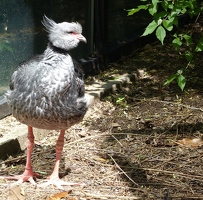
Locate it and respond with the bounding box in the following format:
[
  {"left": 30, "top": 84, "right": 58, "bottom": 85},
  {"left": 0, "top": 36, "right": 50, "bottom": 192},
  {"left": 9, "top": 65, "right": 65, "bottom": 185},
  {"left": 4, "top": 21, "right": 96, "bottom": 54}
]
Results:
[
  {"left": 142, "top": 20, "right": 158, "bottom": 36},
  {"left": 156, "top": 25, "right": 166, "bottom": 45},
  {"left": 116, "top": 96, "right": 129, "bottom": 109},
  {"left": 116, "top": 97, "right": 125, "bottom": 104},
  {"left": 127, "top": 0, "right": 203, "bottom": 91},
  {"left": 126, "top": 5, "right": 149, "bottom": 16},
  {"left": 195, "top": 38, "right": 203, "bottom": 52},
  {"left": 0, "top": 40, "right": 13, "bottom": 53},
  {"left": 164, "top": 69, "right": 186, "bottom": 91}
]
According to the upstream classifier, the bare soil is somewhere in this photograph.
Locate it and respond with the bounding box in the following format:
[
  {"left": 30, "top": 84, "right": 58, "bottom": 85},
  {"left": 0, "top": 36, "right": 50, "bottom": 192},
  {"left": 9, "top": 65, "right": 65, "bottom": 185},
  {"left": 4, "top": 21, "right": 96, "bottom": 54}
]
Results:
[{"left": 1, "top": 19, "right": 203, "bottom": 199}]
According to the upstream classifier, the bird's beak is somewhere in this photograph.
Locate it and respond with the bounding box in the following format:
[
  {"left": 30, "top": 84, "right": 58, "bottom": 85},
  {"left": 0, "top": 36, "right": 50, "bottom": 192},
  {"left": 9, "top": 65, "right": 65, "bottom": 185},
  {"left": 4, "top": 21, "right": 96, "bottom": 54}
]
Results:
[{"left": 77, "top": 34, "right": 87, "bottom": 43}]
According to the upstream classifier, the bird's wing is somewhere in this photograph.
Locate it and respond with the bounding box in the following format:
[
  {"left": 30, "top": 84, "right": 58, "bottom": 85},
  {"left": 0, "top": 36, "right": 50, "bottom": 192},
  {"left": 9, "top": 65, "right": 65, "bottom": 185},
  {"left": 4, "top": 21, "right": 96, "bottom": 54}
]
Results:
[{"left": 8, "top": 55, "right": 84, "bottom": 103}]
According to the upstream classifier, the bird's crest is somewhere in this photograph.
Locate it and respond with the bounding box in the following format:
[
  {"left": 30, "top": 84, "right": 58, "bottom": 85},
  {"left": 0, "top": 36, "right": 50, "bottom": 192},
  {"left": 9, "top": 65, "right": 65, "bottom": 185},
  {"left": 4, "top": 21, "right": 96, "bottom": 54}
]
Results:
[
  {"left": 42, "top": 15, "right": 57, "bottom": 33},
  {"left": 41, "top": 15, "right": 86, "bottom": 50}
]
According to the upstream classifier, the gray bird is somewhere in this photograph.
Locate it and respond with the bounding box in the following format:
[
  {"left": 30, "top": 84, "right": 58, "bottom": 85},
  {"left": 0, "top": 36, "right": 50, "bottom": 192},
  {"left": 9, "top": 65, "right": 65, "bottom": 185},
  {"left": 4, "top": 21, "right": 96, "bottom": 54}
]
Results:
[{"left": 2, "top": 15, "right": 89, "bottom": 189}]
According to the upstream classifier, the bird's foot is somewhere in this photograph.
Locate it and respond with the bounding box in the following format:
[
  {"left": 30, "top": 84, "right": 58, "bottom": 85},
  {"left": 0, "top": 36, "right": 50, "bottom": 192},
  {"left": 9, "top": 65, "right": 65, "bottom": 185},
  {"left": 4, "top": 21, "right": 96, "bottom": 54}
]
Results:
[
  {"left": 0, "top": 168, "right": 38, "bottom": 186},
  {"left": 38, "top": 177, "right": 83, "bottom": 190}
]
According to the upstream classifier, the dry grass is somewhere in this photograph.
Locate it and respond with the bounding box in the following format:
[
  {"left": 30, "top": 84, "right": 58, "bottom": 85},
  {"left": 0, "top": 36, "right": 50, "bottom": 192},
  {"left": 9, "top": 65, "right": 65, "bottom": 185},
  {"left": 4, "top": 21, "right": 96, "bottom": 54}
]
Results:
[
  {"left": 1, "top": 95, "right": 203, "bottom": 199},
  {"left": 1, "top": 18, "right": 203, "bottom": 199}
]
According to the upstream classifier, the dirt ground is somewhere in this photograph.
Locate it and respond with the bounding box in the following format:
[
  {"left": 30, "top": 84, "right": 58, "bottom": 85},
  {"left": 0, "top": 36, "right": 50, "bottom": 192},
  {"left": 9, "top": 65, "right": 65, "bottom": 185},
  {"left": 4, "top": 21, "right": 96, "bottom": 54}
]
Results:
[{"left": 1, "top": 20, "right": 203, "bottom": 199}]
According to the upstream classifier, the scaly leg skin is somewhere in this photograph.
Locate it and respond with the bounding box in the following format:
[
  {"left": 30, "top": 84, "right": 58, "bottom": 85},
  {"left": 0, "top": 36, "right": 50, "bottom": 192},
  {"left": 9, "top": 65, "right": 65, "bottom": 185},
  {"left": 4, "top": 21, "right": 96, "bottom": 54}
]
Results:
[
  {"left": 0, "top": 126, "right": 37, "bottom": 186},
  {"left": 38, "top": 130, "right": 81, "bottom": 190}
]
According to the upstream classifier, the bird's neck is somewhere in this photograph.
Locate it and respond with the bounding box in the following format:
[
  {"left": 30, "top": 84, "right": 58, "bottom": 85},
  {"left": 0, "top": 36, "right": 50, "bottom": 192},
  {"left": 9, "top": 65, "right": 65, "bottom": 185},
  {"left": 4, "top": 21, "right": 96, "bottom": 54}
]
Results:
[{"left": 48, "top": 42, "right": 69, "bottom": 54}]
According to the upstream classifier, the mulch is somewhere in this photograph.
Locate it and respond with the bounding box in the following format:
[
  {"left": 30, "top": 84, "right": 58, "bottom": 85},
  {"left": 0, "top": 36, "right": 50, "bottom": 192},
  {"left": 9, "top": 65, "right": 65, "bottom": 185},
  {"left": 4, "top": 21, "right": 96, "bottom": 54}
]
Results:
[{"left": 1, "top": 18, "right": 203, "bottom": 199}]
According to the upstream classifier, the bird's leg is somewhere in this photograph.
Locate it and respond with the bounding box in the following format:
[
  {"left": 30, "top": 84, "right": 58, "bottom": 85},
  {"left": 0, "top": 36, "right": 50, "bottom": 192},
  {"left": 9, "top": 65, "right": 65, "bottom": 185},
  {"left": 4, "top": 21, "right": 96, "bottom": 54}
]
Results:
[
  {"left": 39, "top": 130, "right": 80, "bottom": 189},
  {"left": 20, "top": 126, "right": 37, "bottom": 183},
  {"left": 0, "top": 126, "right": 37, "bottom": 185},
  {"left": 48, "top": 129, "right": 65, "bottom": 180}
]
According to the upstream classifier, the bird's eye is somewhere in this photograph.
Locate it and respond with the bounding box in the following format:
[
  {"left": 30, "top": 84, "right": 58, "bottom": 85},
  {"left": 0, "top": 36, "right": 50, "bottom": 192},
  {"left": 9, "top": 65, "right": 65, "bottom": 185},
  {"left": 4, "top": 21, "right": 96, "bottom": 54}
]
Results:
[{"left": 67, "top": 31, "right": 74, "bottom": 34}]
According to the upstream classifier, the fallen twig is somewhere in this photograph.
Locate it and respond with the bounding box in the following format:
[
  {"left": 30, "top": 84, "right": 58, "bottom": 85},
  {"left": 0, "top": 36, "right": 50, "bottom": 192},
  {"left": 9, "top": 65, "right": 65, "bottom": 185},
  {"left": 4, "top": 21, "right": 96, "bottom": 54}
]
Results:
[
  {"left": 108, "top": 154, "right": 139, "bottom": 186},
  {"left": 142, "top": 167, "right": 203, "bottom": 182},
  {"left": 64, "top": 132, "right": 141, "bottom": 147},
  {"left": 82, "top": 192, "right": 141, "bottom": 199},
  {"left": 151, "top": 99, "right": 203, "bottom": 112}
]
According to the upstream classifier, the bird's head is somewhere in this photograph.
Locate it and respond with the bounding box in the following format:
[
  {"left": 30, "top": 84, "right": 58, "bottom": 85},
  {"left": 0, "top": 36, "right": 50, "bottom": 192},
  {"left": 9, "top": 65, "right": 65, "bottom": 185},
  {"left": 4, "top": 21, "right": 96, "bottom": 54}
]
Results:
[{"left": 42, "top": 15, "right": 87, "bottom": 51}]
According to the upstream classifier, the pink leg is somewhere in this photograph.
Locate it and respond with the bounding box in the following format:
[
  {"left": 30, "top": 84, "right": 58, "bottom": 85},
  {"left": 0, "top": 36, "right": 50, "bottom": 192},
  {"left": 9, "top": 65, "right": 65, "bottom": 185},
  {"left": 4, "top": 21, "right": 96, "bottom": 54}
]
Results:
[
  {"left": 0, "top": 126, "right": 37, "bottom": 185},
  {"left": 39, "top": 130, "right": 80, "bottom": 189},
  {"left": 49, "top": 129, "right": 65, "bottom": 180}
]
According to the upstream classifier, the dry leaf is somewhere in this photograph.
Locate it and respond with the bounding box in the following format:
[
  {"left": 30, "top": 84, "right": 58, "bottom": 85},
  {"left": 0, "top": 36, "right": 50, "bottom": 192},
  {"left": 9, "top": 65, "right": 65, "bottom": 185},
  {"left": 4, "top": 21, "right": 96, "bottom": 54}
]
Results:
[
  {"left": 8, "top": 186, "right": 25, "bottom": 200},
  {"left": 46, "top": 191, "right": 70, "bottom": 200},
  {"left": 94, "top": 156, "right": 108, "bottom": 163},
  {"left": 111, "top": 123, "right": 121, "bottom": 128},
  {"left": 177, "top": 138, "right": 203, "bottom": 148}
]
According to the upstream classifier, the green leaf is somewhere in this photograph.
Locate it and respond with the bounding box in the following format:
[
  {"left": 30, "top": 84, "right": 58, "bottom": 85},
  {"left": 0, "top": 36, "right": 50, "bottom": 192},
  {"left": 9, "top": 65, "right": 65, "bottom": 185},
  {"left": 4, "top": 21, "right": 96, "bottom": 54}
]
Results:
[
  {"left": 195, "top": 38, "right": 203, "bottom": 52},
  {"left": 142, "top": 20, "right": 158, "bottom": 36},
  {"left": 162, "top": 0, "right": 170, "bottom": 11},
  {"left": 173, "top": 16, "right": 178, "bottom": 27},
  {"left": 177, "top": 74, "right": 186, "bottom": 91},
  {"left": 127, "top": 8, "right": 139, "bottom": 16},
  {"left": 167, "top": 15, "right": 178, "bottom": 27},
  {"left": 172, "top": 37, "right": 182, "bottom": 50},
  {"left": 163, "top": 74, "right": 177, "bottom": 85},
  {"left": 149, "top": 3, "right": 158, "bottom": 15},
  {"left": 116, "top": 97, "right": 125, "bottom": 104},
  {"left": 152, "top": 0, "right": 159, "bottom": 5},
  {"left": 154, "top": 11, "right": 167, "bottom": 20},
  {"left": 168, "top": 14, "right": 178, "bottom": 27},
  {"left": 183, "top": 34, "right": 192, "bottom": 46},
  {"left": 185, "top": 51, "right": 193, "bottom": 62},
  {"left": 127, "top": 5, "right": 148, "bottom": 16},
  {"left": 156, "top": 26, "right": 166, "bottom": 44},
  {"left": 163, "top": 19, "right": 173, "bottom": 31}
]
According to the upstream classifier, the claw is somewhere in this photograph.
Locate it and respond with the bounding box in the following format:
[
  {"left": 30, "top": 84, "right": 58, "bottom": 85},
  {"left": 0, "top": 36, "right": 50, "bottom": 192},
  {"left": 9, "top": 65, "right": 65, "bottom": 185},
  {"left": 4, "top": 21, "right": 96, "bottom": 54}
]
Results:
[{"left": 0, "top": 168, "right": 38, "bottom": 186}]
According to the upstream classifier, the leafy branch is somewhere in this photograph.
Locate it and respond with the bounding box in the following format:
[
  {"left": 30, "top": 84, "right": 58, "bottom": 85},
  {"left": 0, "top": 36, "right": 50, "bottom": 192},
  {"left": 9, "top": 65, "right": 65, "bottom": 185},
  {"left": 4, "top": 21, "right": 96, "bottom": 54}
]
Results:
[{"left": 127, "top": 0, "right": 203, "bottom": 91}]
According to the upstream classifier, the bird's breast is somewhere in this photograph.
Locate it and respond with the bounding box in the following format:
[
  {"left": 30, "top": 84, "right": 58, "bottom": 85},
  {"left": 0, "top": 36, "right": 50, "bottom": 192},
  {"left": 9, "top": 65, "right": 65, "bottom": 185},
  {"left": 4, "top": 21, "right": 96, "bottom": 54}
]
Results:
[{"left": 7, "top": 50, "right": 88, "bottom": 130}]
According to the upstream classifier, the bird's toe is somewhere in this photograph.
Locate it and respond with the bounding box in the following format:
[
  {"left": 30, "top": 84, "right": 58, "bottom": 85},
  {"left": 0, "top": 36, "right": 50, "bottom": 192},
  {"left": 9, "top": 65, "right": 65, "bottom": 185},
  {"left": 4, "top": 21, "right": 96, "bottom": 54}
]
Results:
[
  {"left": 0, "top": 174, "right": 37, "bottom": 187},
  {"left": 38, "top": 178, "right": 83, "bottom": 190}
]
